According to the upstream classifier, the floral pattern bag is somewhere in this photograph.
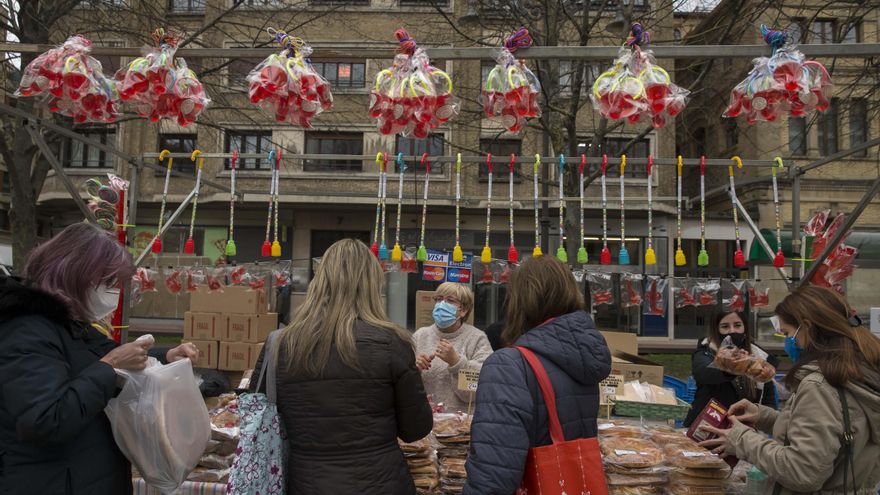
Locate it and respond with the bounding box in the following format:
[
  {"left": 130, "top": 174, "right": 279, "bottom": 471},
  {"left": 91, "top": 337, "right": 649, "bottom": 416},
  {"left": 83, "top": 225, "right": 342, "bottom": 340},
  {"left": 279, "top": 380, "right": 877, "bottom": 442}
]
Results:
[{"left": 228, "top": 331, "right": 286, "bottom": 495}]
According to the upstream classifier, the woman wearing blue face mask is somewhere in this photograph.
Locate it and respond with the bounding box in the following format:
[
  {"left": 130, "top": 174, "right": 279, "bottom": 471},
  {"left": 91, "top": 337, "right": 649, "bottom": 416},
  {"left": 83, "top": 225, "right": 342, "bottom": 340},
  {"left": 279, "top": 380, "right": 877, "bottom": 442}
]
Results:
[
  {"left": 413, "top": 282, "right": 493, "bottom": 412},
  {"left": 700, "top": 286, "right": 880, "bottom": 495}
]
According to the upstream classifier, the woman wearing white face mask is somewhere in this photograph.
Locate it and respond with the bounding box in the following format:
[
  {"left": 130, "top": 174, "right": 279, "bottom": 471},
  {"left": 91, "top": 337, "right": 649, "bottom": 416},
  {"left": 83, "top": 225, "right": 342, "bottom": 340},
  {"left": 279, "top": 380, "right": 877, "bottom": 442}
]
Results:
[
  {"left": 413, "top": 282, "right": 493, "bottom": 412},
  {"left": 0, "top": 223, "right": 198, "bottom": 495}
]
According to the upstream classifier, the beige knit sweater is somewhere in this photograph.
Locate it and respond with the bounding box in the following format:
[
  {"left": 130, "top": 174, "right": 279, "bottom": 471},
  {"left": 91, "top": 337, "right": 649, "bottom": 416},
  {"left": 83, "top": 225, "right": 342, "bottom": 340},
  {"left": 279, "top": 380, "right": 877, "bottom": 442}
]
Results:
[{"left": 412, "top": 323, "right": 493, "bottom": 413}]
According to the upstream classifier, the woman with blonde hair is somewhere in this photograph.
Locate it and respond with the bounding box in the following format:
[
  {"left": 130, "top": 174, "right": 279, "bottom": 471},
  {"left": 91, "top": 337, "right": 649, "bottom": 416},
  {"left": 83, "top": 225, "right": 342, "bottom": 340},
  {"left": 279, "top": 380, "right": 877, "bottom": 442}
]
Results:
[
  {"left": 464, "top": 256, "right": 611, "bottom": 493},
  {"left": 250, "top": 239, "right": 433, "bottom": 494},
  {"left": 414, "top": 281, "right": 493, "bottom": 412},
  {"left": 701, "top": 285, "right": 880, "bottom": 494}
]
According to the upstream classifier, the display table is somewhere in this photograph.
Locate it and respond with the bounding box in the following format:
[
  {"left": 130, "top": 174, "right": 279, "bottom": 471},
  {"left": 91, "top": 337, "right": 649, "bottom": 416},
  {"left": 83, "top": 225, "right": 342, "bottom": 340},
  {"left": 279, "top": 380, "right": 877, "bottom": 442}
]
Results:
[{"left": 133, "top": 478, "right": 226, "bottom": 495}]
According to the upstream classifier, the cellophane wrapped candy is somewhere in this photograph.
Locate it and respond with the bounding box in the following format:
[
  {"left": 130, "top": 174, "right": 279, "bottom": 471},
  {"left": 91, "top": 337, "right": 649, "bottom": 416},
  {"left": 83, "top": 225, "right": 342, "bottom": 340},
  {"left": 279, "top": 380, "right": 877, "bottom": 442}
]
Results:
[
  {"left": 17, "top": 35, "right": 120, "bottom": 123},
  {"left": 248, "top": 31, "right": 333, "bottom": 128},
  {"left": 481, "top": 47, "right": 540, "bottom": 133},
  {"left": 724, "top": 25, "right": 832, "bottom": 124},
  {"left": 369, "top": 29, "right": 459, "bottom": 138},
  {"left": 115, "top": 29, "right": 209, "bottom": 126},
  {"left": 586, "top": 271, "right": 614, "bottom": 307},
  {"left": 643, "top": 276, "right": 667, "bottom": 316}
]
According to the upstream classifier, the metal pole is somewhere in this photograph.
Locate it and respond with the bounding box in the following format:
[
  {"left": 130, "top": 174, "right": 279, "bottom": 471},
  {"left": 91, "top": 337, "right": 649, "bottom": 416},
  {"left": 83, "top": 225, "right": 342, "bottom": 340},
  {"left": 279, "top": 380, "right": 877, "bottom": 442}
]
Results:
[
  {"left": 120, "top": 163, "right": 140, "bottom": 345},
  {"left": 800, "top": 175, "right": 880, "bottom": 288},
  {"left": 790, "top": 169, "right": 802, "bottom": 281},
  {"left": 799, "top": 137, "right": 880, "bottom": 173},
  {"left": 729, "top": 189, "right": 792, "bottom": 289},
  {"left": 25, "top": 125, "right": 99, "bottom": 224},
  {"left": 134, "top": 187, "right": 198, "bottom": 267}
]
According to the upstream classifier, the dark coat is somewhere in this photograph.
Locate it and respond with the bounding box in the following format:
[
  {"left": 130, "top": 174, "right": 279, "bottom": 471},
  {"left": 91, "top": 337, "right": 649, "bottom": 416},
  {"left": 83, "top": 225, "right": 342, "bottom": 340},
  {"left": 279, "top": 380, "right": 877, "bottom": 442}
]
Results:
[
  {"left": 251, "top": 321, "right": 433, "bottom": 495},
  {"left": 0, "top": 277, "right": 132, "bottom": 495},
  {"left": 684, "top": 338, "right": 779, "bottom": 427},
  {"left": 463, "top": 310, "right": 612, "bottom": 494},
  {"left": 483, "top": 320, "right": 505, "bottom": 351}
]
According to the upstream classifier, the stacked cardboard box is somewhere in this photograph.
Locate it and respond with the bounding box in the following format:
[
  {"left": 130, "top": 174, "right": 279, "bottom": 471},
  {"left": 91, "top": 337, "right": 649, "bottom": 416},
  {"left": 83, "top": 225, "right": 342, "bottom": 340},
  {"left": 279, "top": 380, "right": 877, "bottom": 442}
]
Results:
[{"left": 183, "top": 286, "right": 278, "bottom": 372}]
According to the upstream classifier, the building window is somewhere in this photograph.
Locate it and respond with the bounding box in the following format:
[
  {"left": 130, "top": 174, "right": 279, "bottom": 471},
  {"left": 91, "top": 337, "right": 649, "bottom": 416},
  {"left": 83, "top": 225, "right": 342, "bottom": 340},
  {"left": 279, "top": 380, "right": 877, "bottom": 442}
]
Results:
[
  {"left": 395, "top": 135, "right": 444, "bottom": 173},
  {"left": 787, "top": 20, "right": 805, "bottom": 44},
  {"left": 842, "top": 22, "right": 860, "bottom": 44},
  {"left": 818, "top": 99, "right": 839, "bottom": 156},
  {"left": 63, "top": 127, "right": 116, "bottom": 168},
  {"left": 850, "top": 99, "right": 868, "bottom": 158},
  {"left": 479, "top": 139, "right": 522, "bottom": 177},
  {"left": 789, "top": 117, "right": 807, "bottom": 155},
  {"left": 399, "top": 0, "right": 448, "bottom": 6},
  {"left": 310, "top": 0, "right": 368, "bottom": 4},
  {"left": 724, "top": 119, "right": 738, "bottom": 149},
  {"left": 225, "top": 131, "right": 273, "bottom": 170},
  {"left": 227, "top": 55, "right": 263, "bottom": 87},
  {"left": 242, "top": 0, "right": 281, "bottom": 6},
  {"left": 304, "top": 132, "right": 363, "bottom": 172},
  {"left": 169, "top": 0, "right": 205, "bottom": 13},
  {"left": 1, "top": 169, "right": 9, "bottom": 193},
  {"left": 311, "top": 61, "right": 365, "bottom": 89},
  {"left": 558, "top": 61, "right": 603, "bottom": 93},
  {"left": 673, "top": 28, "right": 682, "bottom": 43},
  {"left": 158, "top": 134, "right": 197, "bottom": 172},
  {"left": 810, "top": 19, "right": 836, "bottom": 44}
]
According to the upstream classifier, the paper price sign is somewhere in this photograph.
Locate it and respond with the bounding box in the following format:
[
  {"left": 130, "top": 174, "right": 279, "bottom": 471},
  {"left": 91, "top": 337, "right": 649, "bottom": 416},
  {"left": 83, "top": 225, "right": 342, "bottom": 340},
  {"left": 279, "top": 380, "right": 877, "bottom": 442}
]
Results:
[{"left": 457, "top": 369, "right": 480, "bottom": 392}]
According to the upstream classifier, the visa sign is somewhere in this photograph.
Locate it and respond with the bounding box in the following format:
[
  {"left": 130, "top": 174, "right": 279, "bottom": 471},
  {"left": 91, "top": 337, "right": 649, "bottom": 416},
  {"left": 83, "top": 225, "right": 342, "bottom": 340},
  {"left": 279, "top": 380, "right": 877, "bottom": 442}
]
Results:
[{"left": 421, "top": 249, "right": 472, "bottom": 283}]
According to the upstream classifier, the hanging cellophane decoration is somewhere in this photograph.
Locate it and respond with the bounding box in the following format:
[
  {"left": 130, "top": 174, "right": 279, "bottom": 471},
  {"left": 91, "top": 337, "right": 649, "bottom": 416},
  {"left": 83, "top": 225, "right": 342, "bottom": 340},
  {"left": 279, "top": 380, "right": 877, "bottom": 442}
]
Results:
[
  {"left": 481, "top": 154, "right": 493, "bottom": 264},
  {"left": 248, "top": 29, "right": 333, "bottom": 128},
  {"left": 416, "top": 153, "right": 431, "bottom": 262},
  {"left": 772, "top": 157, "right": 785, "bottom": 267},
  {"left": 392, "top": 153, "right": 407, "bottom": 262},
  {"left": 586, "top": 271, "right": 614, "bottom": 307},
  {"left": 695, "top": 279, "right": 720, "bottom": 306},
  {"left": 481, "top": 28, "right": 540, "bottom": 133},
  {"left": 262, "top": 150, "right": 278, "bottom": 257},
  {"left": 453, "top": 154, "right": 464, "bottom": 262},
  {"left": 577, "top": 154, "right": 588, "bottom": 264},
  {"left": 675, "top": 156, "right": 686, "bottom": 266},
  {"left": 599, "top": 155, "right": 611, "bottom": 265},
  {"left": 618, "top": 155, "right": 629, "bottom": 265},
  {"left": 17, "top": 35, "right": 120, "bottom": 123},
  {"left": 184, "top": 150, "right": 205, "bottom": 254},
  {"left": 507, "top": 154, "right": 519, "bottom": 264},
  {"left": 748, "top": 280, "right": 770, "bottom": 311},
  {"left": 370, "top": 29, "right": 459, "bottom": 137},
  {"left": 116, "top": 28, "right": 209, "bottom": 126},
  {"left": 673, "top": 277, "right": 697, "bottom": 308},
  {"left": 371, "top": 153, "right": 384, "bottom": 258},
  {"left": 591, "top": 23, "right": 688, "bottom": 128},
  {"left": 226, "top": 150, "right": 238, "bottom": 257},
  {"left": 557, "top": 154, "right": 567, "bottom": 262},
  {"left": 725, "top": 25, "right": 832, "bottom": 124},
  {"left": 532, "top": 154, "right": 543, "bottom": 257},
  {"left": 698, "top": 156, "right": 709, "bottom": 267},
  {"left": 271, "top": 149, "right": 282, "bottom": 257},
  {"left": 378, "top": 152, "right": 389, "bottom": 261},
  {"left": 152, "top": 150, "right": 173, "bottom": 253},
  {"left": 621, "top": 273, "right": 643, "bottom": 308},
  {"left": 722, "top": 279, "right": 746, "bottom": 312},
  {"left": 645, "top": 155, "right": 656, "bottom": 265},
  {"left": 644, "top": 276, "right": 667, "bottom": 316},
  {"left": 730, "top": 156, "right": 745, "bottom": 267}
]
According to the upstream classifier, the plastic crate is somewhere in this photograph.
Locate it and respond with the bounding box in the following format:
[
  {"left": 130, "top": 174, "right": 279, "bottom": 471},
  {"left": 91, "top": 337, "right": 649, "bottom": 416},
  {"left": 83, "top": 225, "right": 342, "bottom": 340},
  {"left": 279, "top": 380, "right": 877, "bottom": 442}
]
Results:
[{"left": 663, "top": 375, "right": 694, "bottom": 404}]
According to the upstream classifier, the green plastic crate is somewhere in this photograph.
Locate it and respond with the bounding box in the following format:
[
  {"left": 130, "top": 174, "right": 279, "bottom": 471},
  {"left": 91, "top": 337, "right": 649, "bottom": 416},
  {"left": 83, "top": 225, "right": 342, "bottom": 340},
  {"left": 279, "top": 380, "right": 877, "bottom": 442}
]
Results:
[{"left": 613, "top": 398, "right": 691, "bottom": 420}]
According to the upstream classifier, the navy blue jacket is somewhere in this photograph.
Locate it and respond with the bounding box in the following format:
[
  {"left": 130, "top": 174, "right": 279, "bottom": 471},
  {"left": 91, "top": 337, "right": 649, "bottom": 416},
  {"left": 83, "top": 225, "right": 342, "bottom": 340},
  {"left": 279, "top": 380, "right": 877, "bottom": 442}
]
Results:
[{"left": 463, "top": 310, "right": 612, "bottom": 494}]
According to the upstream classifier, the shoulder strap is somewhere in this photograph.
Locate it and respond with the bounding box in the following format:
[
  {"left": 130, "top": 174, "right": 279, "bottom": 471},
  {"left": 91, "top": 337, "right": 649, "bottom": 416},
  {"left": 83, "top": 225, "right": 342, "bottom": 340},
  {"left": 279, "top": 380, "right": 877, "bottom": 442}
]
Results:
[
  {"left": 838, "top": 387, "right": 855, "bottom": 495},
  {"left": 515, "top": 346, "right": 565, "bottom": 444},
  {"left": 255, "top": 330, "right": 282, "bottom": 404}
]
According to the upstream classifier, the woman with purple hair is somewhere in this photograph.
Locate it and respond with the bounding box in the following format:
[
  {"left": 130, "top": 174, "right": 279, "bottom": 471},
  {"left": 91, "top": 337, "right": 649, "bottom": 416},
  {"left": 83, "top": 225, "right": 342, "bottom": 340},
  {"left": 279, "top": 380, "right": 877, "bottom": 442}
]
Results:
[{"left": 0, "top": 222, "right": 198, "bottom": 495}]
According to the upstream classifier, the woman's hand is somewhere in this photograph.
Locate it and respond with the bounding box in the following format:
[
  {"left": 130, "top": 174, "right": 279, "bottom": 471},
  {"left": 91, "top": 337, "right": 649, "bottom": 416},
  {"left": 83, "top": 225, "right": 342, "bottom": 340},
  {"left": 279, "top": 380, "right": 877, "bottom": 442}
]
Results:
[
  {"left": 435, "top": 340, "right": 460, "bottom": 366},
  {"left": 416, "top": 353, "right": 435, "bottom": 371},
  {"left": 166, "top": 343, "right": 199, "bottom": 363},
  {"left": 728, "top": 398, "right": 761, "bottom": 424},
  {"left": 101, "top": 339, "right": 153, "bottom": 370},
  {"left": 697, "top": 416, "right": 741, "bottom": 456}
]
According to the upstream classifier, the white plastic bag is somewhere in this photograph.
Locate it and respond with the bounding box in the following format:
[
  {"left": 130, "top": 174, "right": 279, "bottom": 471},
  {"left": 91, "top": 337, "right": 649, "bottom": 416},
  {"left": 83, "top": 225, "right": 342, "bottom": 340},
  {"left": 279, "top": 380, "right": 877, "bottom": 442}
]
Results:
[{"left": 106, "top": 338, "right": 211, "bottom": 494}]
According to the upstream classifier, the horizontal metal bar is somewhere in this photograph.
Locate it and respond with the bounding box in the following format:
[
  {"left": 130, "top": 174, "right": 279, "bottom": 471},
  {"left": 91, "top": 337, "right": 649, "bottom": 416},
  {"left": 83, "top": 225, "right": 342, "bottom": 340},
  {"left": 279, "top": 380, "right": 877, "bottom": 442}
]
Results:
[
  {"left": 797, "top": 136, "right": 880, "bottom": 174},
  {"left": 731, "top": 189, "right": 792, "bottom": 289},
  {"left": 135, "top": 187, "right": 197, "bottom": 267},
  {"left": 3, "top": 43, "right": 880, "bottom": 59}
]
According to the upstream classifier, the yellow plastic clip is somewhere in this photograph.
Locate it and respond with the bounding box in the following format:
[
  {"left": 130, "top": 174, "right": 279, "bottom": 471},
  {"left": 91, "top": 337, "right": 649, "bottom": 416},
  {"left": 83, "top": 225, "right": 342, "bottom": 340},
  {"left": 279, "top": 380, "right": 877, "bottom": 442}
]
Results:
[
  {"left": 677, "top": 155, "right": 683, "bottom": 177},
  {"left": 191, "top": 150, "right": 204, "bottom": 170},
  {"left": 159, "top": 149, "right": 173, "bottom": 170},
  {"left": 620, "top": 154, "right": 627, "bottom": 176},
  {"left": 730, "top": 155, "right": 743, "bottom": 177},
  {"left": 534, "top": 153, "right": 541, "bottom": 174},
  {"left": 773, "top": 156, "right": 784, "bottom": 176},
  {"left": 456, "top": 153, "right": 462, "bottom": 174},
  {"left": 375, "top": 152, "right": 384, "bottom": 172}
]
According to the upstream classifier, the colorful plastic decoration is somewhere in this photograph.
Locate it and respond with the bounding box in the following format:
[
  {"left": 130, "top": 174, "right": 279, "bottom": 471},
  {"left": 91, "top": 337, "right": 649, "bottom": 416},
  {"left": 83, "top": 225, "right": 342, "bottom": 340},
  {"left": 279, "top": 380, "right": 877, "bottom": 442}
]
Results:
[
  {"left": 248, "top": 29, "right": 333, "bottom": 128},
  {"left": 730, "top": 156, "right": 745, "bottom": 267},
  {"left": 416, "top": 153, "right": 431, "bottom": 262},
  {"left": 392, "top": 153, "right": 407, "bottom": 262},
  {"left": 675, "top": 156, "right": 686, "bottom": 266},
  {"left": 698, "top": 156, "right": 709, "bottom": 267},
  {"left": 152, "top": 150, "right": 173, "bottom": 254},
  {"left": 378, "top": 152, "right": 389, "bottom": 261},
  {"left": 371, "top": 152, "right": 384, "bottom": 258},
  {"left": 17, "top": 35, "right": 120, "bottom": 123},
  {"left": 723, "top": 279, "right": 746, "bottom": 313},
  {"left": 453, "top": 154, "right": 464, "bottom": 262},
  {"left": 133, "top": 267, "right": 158, "bottom": 293},
  {"left": 481, "top": 28, "right": 541, "bottom": 133},
  {"left": 618, "top": 155, "right": 629, "bottom": 265},
  {"left": 226, "top": 150, "right": 238, "bottom": 257},
  {"left": 808, "top": 213, "right": 858, "bottom": 294},
  {"left": 116, "top": 29, "right": 209, "bottom": 126},
  {"left": 577, "top": 154, "right": 588, "bottom": 264},
  {"left": 206, "top": 267, "right": 225, "bottom": 291},
  {"left": 481, "top": 154, "right": 493, "bottom": 264},
  {"left": 229, "top": 265, "right": 248, "bottom": 286},
  {"left": 771, "top": 157, "right": 785, "bottom": 268},
  {"left": 673, "top": 278, "right": 697, "bottom": 308},
  {"left": 586, "top": 271, "right": 614, "bottom": 306},
  {"left": 644, "top": 155, "right": 656, "bottom": 266},
  {"left": 621, "top": 273, "right": 643, "bottom": 308},
  {"left": 557, "top": 154, "right": 567, "bottom": 262},
  {"left": 507, "top": 154, "right": 519, "bottom": 264},
  {"left": 532, "top": 154, "right": 543, "bottom": 258},
  {"left": 748, "top": 280, "right": 770, "bottom": 311},
  {"left": 591, "top": 24, "right": 688, "bottom": 129},
  {"left": 599, "top": 155, "right": 611, "bottom": 265},
  {"left": 184, "top": 150, "right": 205, "bottom": 255},
  {"left": 164, "top": 268, "right": 183, "bottom": 294},
  {"left": 262, "top": 150, "right": 279, "bottom": 257},
  {"left": 370, "top": 29, "right": 459, "bottom": 137},
  {"left": 724, "top": 25, "right": 832, "bottom": 124},
  {"left": 695, "top": 279, "right": 720, "bottom": 306},
  {"left": 644, "top": 276, "right": 667, "bottom": 316}
]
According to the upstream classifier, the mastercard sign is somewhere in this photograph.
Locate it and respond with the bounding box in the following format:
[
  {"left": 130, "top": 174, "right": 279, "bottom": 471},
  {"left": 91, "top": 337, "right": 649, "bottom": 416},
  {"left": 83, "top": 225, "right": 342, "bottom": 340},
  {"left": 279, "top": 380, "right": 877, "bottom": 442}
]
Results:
[{"left": 422, "top": 265, "right": 446, "bottom": 281}]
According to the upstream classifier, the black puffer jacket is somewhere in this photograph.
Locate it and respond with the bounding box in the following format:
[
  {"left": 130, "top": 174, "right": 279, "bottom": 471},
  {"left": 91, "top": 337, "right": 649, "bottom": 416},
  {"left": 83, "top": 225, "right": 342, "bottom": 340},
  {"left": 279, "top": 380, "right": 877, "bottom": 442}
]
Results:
[
  {"left": 0, "top": 277, "right": 134, "bottom": 495},
  {"left": 251, "top": 321, "right": 433, "bottom": 494},
  {"left": 463, "top": 311, "right": 612, "bottom": 494}
]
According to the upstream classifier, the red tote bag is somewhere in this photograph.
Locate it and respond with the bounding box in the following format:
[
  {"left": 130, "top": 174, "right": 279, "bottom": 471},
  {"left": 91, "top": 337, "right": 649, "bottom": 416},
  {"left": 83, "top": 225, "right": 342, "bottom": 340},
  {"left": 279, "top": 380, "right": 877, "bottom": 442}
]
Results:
[{"left": 515, "top": 346, "right": 609, "bottom": 495}]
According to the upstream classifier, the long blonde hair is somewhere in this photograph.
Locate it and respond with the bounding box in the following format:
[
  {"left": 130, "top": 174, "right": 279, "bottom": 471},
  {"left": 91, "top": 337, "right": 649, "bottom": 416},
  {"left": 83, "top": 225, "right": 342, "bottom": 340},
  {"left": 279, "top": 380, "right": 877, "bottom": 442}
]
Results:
[{"left": 279, "top": 238, "right": 410, "bottom": 376}]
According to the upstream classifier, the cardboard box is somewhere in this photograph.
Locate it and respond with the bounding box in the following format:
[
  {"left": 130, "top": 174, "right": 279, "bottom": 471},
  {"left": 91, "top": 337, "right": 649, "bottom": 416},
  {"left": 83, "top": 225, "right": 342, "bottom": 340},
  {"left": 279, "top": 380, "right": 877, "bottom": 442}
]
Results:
[
  {"left": 219, "top": 342, "right": 261, "bottom": 372},
  {"left": 610, "top": 350, "right": 664, "bottom": 386},
  {"left": 415, "top": 290, "right": 476, "bottom": 330},
  {"left": 223, "top": 313, "right": 279, "bottom": 343},
  {"left": 600, "top": 331, "right": 638, "bottom": 355},
  {"left": 184, "top": 312, "right": 226, "bottom": 341},
  {"left": 190, "top": 285, "right": 267, "bottom": 315},
  {"left": 185, "top": 339, "right": 218, "bottom": 369}
]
